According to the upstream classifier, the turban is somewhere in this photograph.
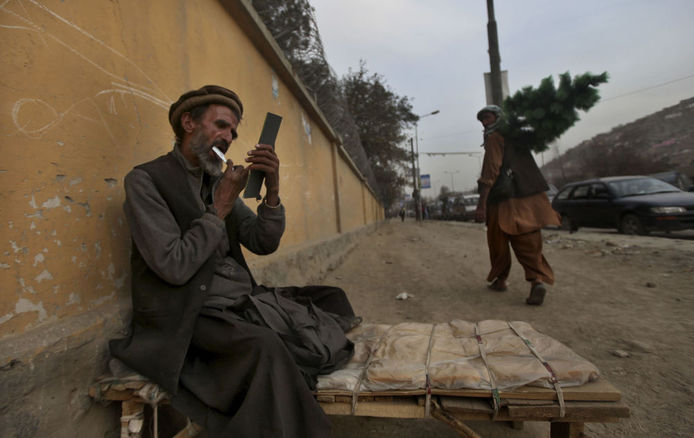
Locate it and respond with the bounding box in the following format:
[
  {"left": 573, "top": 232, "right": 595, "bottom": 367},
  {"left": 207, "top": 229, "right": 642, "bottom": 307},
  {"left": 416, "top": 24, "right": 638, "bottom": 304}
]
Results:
[
  {"left": 476, "top": 105, "right": 503, "bottom": 121},
  {"left": 168, "top": 85, "right": 243, "bottom": 138},
  {"left": 476, "top": 105, "right": 504, "bottom": 137}
]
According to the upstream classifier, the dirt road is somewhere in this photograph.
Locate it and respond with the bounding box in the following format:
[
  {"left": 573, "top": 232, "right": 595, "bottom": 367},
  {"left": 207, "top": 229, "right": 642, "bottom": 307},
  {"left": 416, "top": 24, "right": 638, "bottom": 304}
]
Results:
[{"left": 324, "top": 220, "right": 694, "bottom": 438}]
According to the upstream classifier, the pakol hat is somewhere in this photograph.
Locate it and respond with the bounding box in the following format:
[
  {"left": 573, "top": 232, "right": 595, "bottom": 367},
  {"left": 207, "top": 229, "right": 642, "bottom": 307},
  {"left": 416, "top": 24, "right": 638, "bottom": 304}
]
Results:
[{"left": 168, "top": 85, "right": 243, "bottom": 138}]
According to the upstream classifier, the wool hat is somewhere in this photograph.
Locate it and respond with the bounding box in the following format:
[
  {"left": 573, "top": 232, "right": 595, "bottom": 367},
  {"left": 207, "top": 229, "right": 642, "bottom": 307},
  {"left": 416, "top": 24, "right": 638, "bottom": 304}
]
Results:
[{"left": 168, "top": 85, "right": 243, "bottom": 138}]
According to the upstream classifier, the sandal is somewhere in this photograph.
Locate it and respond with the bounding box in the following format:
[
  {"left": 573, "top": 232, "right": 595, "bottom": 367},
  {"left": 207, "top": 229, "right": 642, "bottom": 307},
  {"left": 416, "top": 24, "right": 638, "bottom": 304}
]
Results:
[
  {"left": 487, "top": 278, "right": 508, "bottom": 292},
  {"left": 526, "top": 282, "right": 547, "bottom": 305}
]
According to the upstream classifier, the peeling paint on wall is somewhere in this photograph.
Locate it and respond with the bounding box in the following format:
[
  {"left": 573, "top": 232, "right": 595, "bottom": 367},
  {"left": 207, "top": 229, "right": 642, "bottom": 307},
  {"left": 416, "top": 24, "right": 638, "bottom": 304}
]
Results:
[
  {"left": 34, "top": 270, "right": 53, "bottom": 283},
  {"left": 33, "top": 253, "right": 45, "bottom": 266},
  {"left": 10, "top": 241, "right": 28, "bottom": 254},
  {"left": 66, "top": 293, "right": 81, "bottom": 306},
  {"left": 41, "top": 196, "right": 61, "bottom": 209},
  {"left": 0, "top": 0, "right": 382, "bottom": 341},
  {"left": 15, "top": 298, "right": 47, "bottom": 322}
]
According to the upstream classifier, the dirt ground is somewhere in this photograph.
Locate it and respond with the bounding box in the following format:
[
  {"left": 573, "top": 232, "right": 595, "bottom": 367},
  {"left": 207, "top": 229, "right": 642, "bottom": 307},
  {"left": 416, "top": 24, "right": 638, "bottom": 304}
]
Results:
[{"left": 323, "top": 219, "right": 694, "bottom": 438}]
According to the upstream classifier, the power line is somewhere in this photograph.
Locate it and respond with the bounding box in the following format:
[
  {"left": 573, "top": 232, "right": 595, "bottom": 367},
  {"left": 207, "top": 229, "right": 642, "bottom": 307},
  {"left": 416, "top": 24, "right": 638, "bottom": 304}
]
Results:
[
  {"left": 423, "top": 151, "right": 481, "bottom": 156},
  {"left": 421, "top": 73, "right": 694, "bottom": 145},
  {"left": 425, "top": 128, "right": 480, "bottom": 141},
  {"left": 600, "top": 73, "right": 694, "bottom": 102}
]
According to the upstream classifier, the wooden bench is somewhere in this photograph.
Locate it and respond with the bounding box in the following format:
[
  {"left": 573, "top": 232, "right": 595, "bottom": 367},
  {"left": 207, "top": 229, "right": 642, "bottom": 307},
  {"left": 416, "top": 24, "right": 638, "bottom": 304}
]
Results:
[{"left": 90, "top": 376, "right": 628, "bottom": 438}]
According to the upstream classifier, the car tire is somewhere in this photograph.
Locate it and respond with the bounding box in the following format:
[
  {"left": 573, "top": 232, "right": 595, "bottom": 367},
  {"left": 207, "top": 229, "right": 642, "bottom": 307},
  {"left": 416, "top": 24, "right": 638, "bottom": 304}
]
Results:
[
  {"left": 620, "top": 213, "right": 648, "bottom": 235},
  {"left": 561, "top": 215, "right": 577, "bottom": 233}
]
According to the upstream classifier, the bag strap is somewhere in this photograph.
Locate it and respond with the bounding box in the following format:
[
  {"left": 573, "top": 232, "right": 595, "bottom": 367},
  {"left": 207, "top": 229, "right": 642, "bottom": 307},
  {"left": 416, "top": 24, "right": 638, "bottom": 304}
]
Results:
[{"left": 500, "top": 139, "right": 514, "bottom": 171}]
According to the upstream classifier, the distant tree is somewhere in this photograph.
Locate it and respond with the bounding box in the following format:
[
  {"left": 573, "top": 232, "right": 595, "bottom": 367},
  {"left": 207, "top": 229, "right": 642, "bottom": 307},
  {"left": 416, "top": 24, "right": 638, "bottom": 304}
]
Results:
[
  {"left": 342, "top": 62, "right": 418, "bottom": 208},
  {"left": 251, "top": 0, "right": 380, "bottom": 196},
  {"left": 251, "top": 0, "right": 315, "bottom": 61}
]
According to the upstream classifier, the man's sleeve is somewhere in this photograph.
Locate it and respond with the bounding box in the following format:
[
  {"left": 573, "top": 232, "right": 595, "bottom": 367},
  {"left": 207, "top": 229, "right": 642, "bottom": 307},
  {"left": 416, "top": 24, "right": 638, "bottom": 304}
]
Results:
[
  {"left": 230, "top": 198, "right": 286, "bottom": 255},
  {"left": 123, "top": 169, "right": 228, "bottom": 285},
  {"left": 477, "top": 133, "right": 504, "bottom": 187}
]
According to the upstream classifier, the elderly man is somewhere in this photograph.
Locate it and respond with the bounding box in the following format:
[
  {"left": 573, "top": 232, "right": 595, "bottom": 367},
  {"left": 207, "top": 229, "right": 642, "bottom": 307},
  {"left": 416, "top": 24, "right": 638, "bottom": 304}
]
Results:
[
  {"left": 110, "top": 85, "right": 356, "bottom": 437},
  {"left": 474, "top": 105, "right": 560, "bottom": 305}
]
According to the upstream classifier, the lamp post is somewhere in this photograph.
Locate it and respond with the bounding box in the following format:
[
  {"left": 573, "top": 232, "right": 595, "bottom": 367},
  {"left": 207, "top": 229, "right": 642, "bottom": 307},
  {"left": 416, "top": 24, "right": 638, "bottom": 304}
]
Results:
[
  {"left": 443, "top": 170, "right": 460, "bottom": 192},
  {"left": 413, "top": 110, "right": 440, "bottom": 222}
]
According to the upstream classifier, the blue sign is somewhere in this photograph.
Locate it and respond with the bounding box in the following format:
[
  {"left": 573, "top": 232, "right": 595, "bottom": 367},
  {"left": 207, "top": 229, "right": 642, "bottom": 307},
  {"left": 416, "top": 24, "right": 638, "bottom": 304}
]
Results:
[{"left": 420, "top": 174, "right": 431, "bottom": 189}]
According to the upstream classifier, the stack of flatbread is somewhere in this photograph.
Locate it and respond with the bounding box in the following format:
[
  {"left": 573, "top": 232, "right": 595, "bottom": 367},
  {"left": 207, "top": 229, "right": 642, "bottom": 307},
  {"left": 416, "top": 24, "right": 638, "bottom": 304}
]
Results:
[{"left": 316, "top": 320, "right": 599, "bottom": 392}]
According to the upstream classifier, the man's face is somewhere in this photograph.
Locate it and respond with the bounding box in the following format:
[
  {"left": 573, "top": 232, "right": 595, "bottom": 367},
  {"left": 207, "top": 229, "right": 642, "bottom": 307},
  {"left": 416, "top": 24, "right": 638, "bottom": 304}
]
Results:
[
  {"left": 186, "top": 104, "right": 239, "bottom": 177},
  {"left": 480, "top": 112, "right": 497, "bottom": 128}
]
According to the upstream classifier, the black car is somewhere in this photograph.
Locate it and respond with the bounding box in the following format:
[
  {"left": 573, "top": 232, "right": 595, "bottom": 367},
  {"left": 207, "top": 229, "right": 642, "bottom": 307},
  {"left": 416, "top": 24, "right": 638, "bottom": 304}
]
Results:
[{"left": 551, "top": 176, "right": 694, "bottom": 235}]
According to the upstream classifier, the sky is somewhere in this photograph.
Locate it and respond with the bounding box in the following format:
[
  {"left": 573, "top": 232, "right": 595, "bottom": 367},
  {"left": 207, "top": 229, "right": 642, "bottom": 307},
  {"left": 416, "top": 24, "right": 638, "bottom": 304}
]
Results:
[{"left": 309, "top": 0, "right": 694, "bottom": 197}]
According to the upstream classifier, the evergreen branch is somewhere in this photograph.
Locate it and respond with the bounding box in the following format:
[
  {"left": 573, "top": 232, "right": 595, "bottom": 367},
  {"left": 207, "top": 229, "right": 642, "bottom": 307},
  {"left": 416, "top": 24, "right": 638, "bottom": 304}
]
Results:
[{"left": 500, "top": 71, "right": 608, "bottom": 152}]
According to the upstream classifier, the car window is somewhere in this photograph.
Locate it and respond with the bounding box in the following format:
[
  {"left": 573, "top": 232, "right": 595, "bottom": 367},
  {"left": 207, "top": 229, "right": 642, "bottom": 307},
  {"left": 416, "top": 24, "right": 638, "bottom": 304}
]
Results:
[
  {"left": 555, "top": 187, "right": 571, "bottom": 200},
  {"left": 570, "top": 185, "right": 590, "bottom": 199},
  {"left": 608, "top": 177, "right": 680, "bottom": 197},
  {"left": 591, "top": 183, "right": 610, "bottom": 198}
]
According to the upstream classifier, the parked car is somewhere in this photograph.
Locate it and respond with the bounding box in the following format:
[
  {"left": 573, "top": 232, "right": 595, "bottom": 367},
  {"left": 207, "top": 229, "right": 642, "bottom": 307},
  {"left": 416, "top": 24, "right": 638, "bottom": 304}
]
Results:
[
  {"left": 649, "top": 170, "right": 694, "bottom": 192},
  {"left": 546, "top": 184, "right": 558, "bottom": 203},
  {"left": 551, "top": 176, "right": 694, "bottom": 235},
  {"left": 462, "top": 194, "right": 480, "bottom": 220}
]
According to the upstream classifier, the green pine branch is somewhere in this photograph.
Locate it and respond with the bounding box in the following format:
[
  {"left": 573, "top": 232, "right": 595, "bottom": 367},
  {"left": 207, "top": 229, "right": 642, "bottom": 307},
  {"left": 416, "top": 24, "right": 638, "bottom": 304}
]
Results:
[{"left": 499, "top": 71, "right": 608, "bottom": 152}]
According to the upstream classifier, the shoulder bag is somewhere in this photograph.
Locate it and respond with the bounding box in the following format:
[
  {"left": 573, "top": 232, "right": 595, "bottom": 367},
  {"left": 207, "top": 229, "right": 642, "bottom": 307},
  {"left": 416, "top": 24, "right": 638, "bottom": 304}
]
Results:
[{"left": 487, "top": 142, "right": 516, "bottom": 204}]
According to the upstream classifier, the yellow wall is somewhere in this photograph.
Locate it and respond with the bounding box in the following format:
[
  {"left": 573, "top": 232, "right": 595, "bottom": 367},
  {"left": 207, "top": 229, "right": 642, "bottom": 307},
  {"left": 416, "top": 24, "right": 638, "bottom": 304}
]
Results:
[{"left": 0, "top": 0, "right": 382, "bottom": 339}]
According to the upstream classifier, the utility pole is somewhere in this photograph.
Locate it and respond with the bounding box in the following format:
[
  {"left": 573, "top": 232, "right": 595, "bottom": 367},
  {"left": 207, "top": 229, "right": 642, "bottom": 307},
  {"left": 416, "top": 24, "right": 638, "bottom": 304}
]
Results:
[
  {"left": 486, "top": 0, "right": 503, "bottom": 105},
  {"left": 412, "top": 110, "right": 440, "bottom": 223},
  {"left": 409, "top": 137, "right": 421, "bottom": 221}
]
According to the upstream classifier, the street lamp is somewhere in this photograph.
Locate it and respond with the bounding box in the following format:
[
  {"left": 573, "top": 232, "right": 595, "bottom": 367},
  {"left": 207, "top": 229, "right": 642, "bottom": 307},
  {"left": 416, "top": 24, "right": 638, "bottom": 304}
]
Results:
[{"left": 413, "top": 110, "right": 440, "bottom": 222}]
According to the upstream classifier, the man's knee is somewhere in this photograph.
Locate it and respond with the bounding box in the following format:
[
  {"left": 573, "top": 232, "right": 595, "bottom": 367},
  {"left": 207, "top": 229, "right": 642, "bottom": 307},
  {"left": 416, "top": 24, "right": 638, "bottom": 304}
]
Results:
[
  {"left": 193, "top": 317, "right": 283, "bottom": 355},
  {"left": 223, "top": 323, "right": 292, "bottom": 367}
]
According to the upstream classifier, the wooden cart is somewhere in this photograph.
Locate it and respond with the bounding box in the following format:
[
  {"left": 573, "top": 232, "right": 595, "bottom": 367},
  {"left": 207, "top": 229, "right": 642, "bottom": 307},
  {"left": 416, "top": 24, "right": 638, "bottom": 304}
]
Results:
[
  {"left": 317, "top": 379, "right": 629, "bottom": 438},
  {"left": 90, "top": 376, "right": 628, "bottom": 438}
]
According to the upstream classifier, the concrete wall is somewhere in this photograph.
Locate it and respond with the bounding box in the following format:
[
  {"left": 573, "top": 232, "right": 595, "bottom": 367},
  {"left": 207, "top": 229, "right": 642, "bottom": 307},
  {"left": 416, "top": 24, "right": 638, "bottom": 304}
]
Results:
[{"left": 0, "top": 1, "right": 383, "bottom": 436}]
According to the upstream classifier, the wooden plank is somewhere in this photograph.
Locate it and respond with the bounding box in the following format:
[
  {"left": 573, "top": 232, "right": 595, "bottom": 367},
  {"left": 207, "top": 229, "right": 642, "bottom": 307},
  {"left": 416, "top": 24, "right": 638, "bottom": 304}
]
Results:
[
  {"left": 501, "top": 379, "right": 622, "bottom": 402},
  {"left": 319, "top": 398, "right": 426, "bottom": 418},
  {"left": 507, "top": 401, "right": 630, "bottom": 420},
  {"left": 315, "top": 378, "right": 622, "bottom": 402},
  {"left": 439, "top": 397, "right": 494, "bottom": 415},
  {"left": 317, "top": 389, "right": 424, "bottom": 397},
  {"left": 505, "top": 398, "right": 557, "bottom": 406}
]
